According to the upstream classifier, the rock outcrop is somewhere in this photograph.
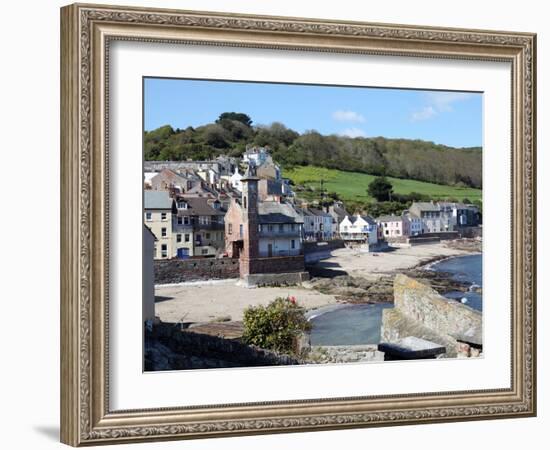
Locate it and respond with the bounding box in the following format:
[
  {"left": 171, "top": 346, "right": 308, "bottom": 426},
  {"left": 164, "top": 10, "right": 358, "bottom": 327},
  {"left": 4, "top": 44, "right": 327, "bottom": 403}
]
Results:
[{"left": 381, "top": 274, "right": 482, "bottom": 357}]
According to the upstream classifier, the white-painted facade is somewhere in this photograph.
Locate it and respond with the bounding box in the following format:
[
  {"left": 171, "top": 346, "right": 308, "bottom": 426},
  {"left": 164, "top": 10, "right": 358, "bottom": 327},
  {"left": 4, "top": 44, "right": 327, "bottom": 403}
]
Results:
[
  {"left": 339, "top": 214, "right": 378, "bottom": 245},
  {"left": 229, "top": 167, "right": 243, "bottom": 192}
]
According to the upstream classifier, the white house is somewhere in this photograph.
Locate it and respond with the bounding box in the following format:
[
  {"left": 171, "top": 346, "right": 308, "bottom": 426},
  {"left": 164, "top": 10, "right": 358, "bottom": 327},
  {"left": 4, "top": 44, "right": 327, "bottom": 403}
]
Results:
[
  {"left": 339, "top": 214, "right": 378, "bottom": 245},
  {"left": 229, "top": 167, "right": 243, "bottom": 192},
  {"left": 243, "top": 146, "right": 271, "bottom": 166}
]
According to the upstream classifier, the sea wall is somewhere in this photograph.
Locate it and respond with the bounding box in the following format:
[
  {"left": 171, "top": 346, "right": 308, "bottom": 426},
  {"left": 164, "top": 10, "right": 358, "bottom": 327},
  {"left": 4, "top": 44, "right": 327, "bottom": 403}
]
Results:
[
  {"left": 381, "top": 274, "right": 482, "bottom": 357},
  {"left": 154, "top": 258, "right": 239, "bottom": 284},
  {"left": 304, "top": 240, "right": 345, "bottom": 263}
]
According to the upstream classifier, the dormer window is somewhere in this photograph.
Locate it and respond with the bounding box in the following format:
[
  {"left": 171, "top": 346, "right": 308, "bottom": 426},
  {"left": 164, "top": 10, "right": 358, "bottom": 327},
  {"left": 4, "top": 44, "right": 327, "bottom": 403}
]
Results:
[{"left": 177, "top": 201, "right": 188, "bottom": 210}]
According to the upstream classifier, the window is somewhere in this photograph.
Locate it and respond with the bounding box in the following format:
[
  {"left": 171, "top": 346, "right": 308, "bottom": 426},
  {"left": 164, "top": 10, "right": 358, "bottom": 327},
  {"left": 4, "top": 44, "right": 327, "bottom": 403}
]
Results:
[
  {"left": 177, "top": 201, "right": 187, "bottom": 209},
  {"left": 239, "top": 224, "right": 243, "bottom": 238},
  {"left": 291, "top": 239, "right": 295, "bottom": 249},
  {"left": 145, "top": 212, "right": 152, "bottom": 221},
  {"left": 177, "top": 216, "right": 183, "bottom": 225},
  {"left": 176, "top": 234, "right": 182, "bottom": 243},
  {"left": 161, "top": 244, "right": 167, "bottom": 258},
  {"left": 184, "top": 216, "right": 190, "bottom": 225},
  {"left": 268, "top": 225, "right": 273, "bottom": 232},
  {"left": 291, "top": 224, "right": 295, "bottom": 231},
  {"left": 228, "top": 223, "right": 233, "bottom": 234},
  {"left": 184, "top": 234, "right": 190, "bottom": 242},
  {"left": 205, "top": 233, "right": 211, "bottom": 239},
  {"left": 161, "top": 212, "right": 167, "bottom": 221},
  {"left": 279, "top": 224, "right": 284, "bottom": 232},
  {"left": 161, "top": 227, "right": 167, "bottom": 237},
  {"left": 201, "top": 249, "right": 208, "bottom": 255}
]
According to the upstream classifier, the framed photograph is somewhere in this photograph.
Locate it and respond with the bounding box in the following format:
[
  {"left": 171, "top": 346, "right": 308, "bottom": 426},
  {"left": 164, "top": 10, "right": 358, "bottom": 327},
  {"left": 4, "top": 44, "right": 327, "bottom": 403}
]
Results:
[{"left": 60, "top": 3, "right": 536, "bottom": 446}]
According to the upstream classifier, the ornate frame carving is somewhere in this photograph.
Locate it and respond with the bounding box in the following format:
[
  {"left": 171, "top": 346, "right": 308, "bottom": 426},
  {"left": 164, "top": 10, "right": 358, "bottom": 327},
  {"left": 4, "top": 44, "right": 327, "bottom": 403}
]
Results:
[{"left": 60, "top": 3, "right": 536, "bottom": 446}]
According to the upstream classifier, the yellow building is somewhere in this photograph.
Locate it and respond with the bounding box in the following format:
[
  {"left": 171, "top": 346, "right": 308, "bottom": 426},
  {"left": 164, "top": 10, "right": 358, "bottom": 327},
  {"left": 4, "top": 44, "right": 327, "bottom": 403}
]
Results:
[{"left": 144, "top": 191, "right": 176, "bottom": 259}]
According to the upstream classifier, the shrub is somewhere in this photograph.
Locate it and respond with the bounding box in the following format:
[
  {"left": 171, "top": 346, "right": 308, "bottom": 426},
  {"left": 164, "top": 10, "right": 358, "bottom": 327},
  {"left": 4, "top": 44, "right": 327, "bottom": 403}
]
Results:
[{"left": 242, "top": 297, "right": 311, "bottom": 355}]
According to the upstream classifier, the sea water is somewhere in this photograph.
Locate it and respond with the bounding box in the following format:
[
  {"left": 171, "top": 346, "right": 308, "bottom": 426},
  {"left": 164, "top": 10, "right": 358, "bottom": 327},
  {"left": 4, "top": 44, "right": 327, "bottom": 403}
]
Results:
[{"left": 430, "top": 253, "right": 483, "bottom": 311}]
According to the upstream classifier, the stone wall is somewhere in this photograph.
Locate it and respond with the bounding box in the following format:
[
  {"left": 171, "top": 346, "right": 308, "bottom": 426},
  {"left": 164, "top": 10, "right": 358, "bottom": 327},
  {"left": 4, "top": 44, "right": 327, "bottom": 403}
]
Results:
[
  {"left": 154, "top": 258, "right": 239, "bottom": 284},
  {"left": 241, "top": 255, "right": 305, "bottom": 276},
  {"left": 145, "top": 322, "right": 300, "bottom": 370},
  {"left": 381, "top": 274, "right": 482, "bottom": 357},
  {"left": 304, "top": 239, "right": 345, "bottom": 263}
]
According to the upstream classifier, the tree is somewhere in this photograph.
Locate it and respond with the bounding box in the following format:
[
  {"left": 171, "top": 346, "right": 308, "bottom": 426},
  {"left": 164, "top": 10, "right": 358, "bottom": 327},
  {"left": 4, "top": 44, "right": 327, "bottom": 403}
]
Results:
[
  {"left": 216, "top": 112, "right": 252, "bottom": 127},
  {"left": 367, "top": 176, "right": 394, "bottom": 202}
]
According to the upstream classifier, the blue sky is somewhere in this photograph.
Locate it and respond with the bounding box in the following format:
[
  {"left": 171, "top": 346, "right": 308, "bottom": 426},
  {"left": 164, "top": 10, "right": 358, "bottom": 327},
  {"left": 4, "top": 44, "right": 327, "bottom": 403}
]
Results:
[{"left": 144, "top": 78, "right": 482, "bottom": 148}]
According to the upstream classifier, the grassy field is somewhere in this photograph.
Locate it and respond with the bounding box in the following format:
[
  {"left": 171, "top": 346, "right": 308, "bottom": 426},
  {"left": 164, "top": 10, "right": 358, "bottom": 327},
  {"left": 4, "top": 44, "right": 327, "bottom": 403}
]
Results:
[{"left": 285, "top": 166, "right": 482, "bottom": 203}]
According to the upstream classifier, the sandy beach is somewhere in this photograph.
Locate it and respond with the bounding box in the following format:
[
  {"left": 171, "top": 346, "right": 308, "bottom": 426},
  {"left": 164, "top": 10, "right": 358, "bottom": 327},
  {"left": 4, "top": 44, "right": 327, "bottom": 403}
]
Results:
[
  {"left": 317, "top": 242, "right": 471, "bottom": 281},
  {"left": 154, "top": 242, "right": 472, "bottom": 324}
]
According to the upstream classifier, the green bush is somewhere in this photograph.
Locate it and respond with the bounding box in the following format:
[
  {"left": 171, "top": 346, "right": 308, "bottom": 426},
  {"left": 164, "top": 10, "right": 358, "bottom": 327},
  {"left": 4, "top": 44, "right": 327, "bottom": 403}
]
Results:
[{"left": 242, "top": 297, "right": 311, "bottom": 355}]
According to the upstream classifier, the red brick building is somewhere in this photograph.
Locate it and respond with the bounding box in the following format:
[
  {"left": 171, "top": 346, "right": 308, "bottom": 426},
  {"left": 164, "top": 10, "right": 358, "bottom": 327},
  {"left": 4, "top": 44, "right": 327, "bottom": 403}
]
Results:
[{"left": 224, "top": 167, "right": 306, "bottom": 282}]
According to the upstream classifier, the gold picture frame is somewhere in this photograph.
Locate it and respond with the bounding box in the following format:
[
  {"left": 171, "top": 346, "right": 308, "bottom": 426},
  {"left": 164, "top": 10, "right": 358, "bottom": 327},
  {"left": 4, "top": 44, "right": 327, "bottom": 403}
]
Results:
[{"left": 60, "top": 3, "right": 536, "bottom": 446}]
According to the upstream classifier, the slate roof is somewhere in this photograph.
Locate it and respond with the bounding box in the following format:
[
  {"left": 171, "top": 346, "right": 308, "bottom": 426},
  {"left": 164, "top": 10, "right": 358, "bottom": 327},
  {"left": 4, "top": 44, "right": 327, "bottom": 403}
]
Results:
[
  {"left": 303, "top": 207, "right": 332, "bottom": 218},
  {"left": 347, "top": 215, "right": 376, "bottom": 226},
  {"left": 411, "top": 202, "right": 440, "bottom": 212},
  {"left": 175, "top": 197, "right": 225, "bottom": 217},
  {"left": 258, "top": 202, "right": 303, "bottom": 224},
  {"left": 376, "top": 215, "right": 403, "bottom": 223},
  {"left": 360, "top": 215, "right": 377, "bottom": 226},
  {"left": 331, "top": 204, "right": 349, "bottom": 220},
  {"left": 144, "top": 191, "right": 174, "bottom": 210}
]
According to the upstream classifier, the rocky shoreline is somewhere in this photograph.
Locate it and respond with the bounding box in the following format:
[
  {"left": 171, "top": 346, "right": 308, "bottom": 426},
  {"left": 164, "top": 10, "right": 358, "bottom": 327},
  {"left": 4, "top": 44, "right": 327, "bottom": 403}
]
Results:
[{"left": 309, "top": 240, "right": 481, "bottom": 305}]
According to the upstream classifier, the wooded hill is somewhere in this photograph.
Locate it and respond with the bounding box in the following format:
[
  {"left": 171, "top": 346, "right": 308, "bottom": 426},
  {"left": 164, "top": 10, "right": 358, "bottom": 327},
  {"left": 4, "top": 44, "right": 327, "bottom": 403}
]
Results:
[{"left": 144, "top": 113, "right": 482, "bottom": 189}]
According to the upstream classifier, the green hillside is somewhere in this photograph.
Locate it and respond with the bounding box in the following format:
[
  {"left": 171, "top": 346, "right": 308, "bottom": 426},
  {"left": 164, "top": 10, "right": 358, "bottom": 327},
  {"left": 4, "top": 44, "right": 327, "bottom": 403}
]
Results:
[{"left": 286, "top": 166, "right": 482, "bottom": 203}]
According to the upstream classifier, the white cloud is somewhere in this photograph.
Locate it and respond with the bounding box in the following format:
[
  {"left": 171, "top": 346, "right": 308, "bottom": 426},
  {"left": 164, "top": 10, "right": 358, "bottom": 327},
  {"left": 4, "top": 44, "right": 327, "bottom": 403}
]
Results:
[
  {"left": 332, "top": 110, "right": 366, "bottom": 123},
  {"left": 426, "top": 92, "right": 473, "bottom": 112},
  {"left": 410, "top": 91, "right": 474, "bottom": 121},
  {"left": 410, "top": 106, "right": 437, "bottom": 122},
  {"left": 339, "top": 127, "right": 367, "bottom": 138}
]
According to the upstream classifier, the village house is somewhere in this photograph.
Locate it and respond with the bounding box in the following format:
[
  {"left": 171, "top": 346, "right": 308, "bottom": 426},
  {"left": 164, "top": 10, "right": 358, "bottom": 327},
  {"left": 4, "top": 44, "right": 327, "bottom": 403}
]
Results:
[
  {"left": 224, "top": 166, "right": 306, "bottom": 284},
  {"left": 144, "top": 191, "right": 176, "bottom": 259},
  {"left": 454, "top": 203, "right": 481, "bottom": 227},
  {"left": 437, "top": 202, "right": 458, "bottom": 231},
  {"left": 144, "top": 155, "right": 237, "bottom": 177},
  {"left": 228, "top": 166, "right": 243, "bottom": 192},
  {"left": 402, "top": 211, "right": 422, "bottom": 236},
  {"left": 300, "top": 207, "right": 333, "bottom": 241},
  {"left": 328, "top": 201, "right": 350, "bottom": 236},
  {"left": 409, "top": 201, "right": 480, "bottom": 234},
  {"left": 256, "top": 160, "right": 282, "bottom": 181},
  {"left": 172, "top": 196, "right": 225, "bottom": 258},
  {"left": 409, "top": 202, "right": 445, "bottom": 233},
  {"left": 376, "top": 214, "right": 405, "bottom": 238},
  {"left": 339, "top": 214, "right": 378, "bottom": 245},
  {"left": 146, "top": 168, "right": 194, "bottom": 193},
  {"left": 242, "top": 145, "right": 271, "bottom": 167}
]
